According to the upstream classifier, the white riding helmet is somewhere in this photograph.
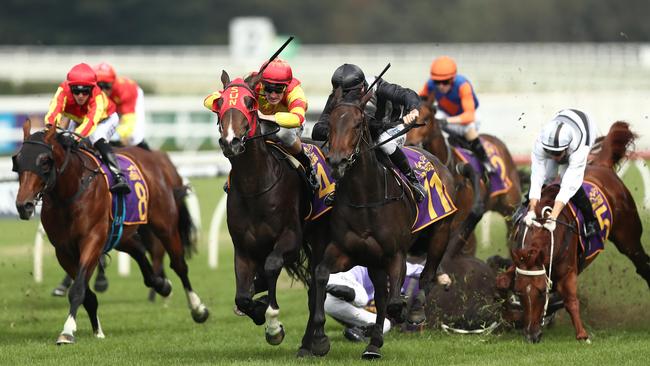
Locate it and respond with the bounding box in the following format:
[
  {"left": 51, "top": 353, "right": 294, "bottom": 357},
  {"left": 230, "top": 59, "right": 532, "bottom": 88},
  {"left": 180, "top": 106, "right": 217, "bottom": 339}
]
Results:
[{"left": 540, "top": 120, "right": 572, "bottom": 152}]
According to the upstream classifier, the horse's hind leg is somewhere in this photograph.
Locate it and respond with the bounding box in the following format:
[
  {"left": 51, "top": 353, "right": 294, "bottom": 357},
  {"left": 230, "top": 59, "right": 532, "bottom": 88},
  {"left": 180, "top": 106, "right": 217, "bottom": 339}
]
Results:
[
  {"left": 610, "top": 220, "right": 650, "bottom": 289},
  {"left": 154, "top": 225, "right": 209, "bottom": 323},
  {"left": 119, "top": 234, "right": 171, "bottom": 297},
  {"left": 363, "top": 268, "right": 388, "bottom": 360},
  {"left": 82, "top": 287, "right": 105, "bottom": 339}
]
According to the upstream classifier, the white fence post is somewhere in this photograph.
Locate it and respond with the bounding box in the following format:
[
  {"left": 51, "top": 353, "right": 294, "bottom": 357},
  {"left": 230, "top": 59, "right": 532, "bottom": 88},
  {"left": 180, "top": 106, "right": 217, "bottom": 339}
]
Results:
[{"left": 208, "top": 195, "right": 228, "bottom": 269}]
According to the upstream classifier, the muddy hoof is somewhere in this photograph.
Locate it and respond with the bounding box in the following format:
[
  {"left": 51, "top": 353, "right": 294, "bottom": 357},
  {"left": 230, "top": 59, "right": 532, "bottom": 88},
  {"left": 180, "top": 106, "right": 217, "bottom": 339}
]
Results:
[
  {"left": 265, "top": 325, "right": 285, "bottom": 346},
  {"left": 94, "top": 277, "right": 108, "bottom": 293},
  {"left": 56, "top": 333, "right": 75, "bottom": 345},
  {"left": 191, "top": 306, "right": 210, "bottom": 323},
  {"left": 311, "top": 335, "right": 330, "bottom": 357},
  {"left": 361, "top": 344, "right": 382, "bottom": 360}
]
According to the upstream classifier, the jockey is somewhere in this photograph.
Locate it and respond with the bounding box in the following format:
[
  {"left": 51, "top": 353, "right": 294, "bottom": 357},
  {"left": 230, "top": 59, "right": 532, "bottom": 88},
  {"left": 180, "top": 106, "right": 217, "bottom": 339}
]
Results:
[
  {"left": 204, "top": 58, "right": 319, "bottom": 192},
  {"left": 312, "top": 63, "right": 427, "bottom": 204},
  {"left": 44, "top": 63, "right": 130, "bottom": 194},
  {"left": 524, "top": 109, "right": 600, "bottom": 239},
  {"left": 325, "top": 262, "right": 424, "bottom": 342},
  {"left": 419, "top": 56, "right": 494, "bottom": 175},
  {"left": 93, "top": 62, "right": 150, "bottom": 150}
]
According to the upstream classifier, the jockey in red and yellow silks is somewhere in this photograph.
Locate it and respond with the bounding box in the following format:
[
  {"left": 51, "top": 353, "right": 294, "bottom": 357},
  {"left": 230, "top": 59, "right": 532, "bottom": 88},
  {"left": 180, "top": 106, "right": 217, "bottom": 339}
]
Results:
[
  {"left": 44, "top": 63, "right": 130, "bottom": 193},
  {"left": 204, "top": 58, "right": 318, "bottom": 193},
  {"left": 419, "top": 56, "right": 493, "bottom": 174},
  {"left": 94, "top": 63, "right": 149, "bottom": 150}
]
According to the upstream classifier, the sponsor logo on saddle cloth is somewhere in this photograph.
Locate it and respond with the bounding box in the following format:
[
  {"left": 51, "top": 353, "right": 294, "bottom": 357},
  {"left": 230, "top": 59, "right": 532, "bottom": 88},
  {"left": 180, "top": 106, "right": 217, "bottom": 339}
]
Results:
[
  {"left": 81, "top": 150, "right": 149, "bottom": 224},
  {"left": 402, "top": 147, "right": 457, "bottom": 232},
  {"left": 453, "top": 137, "right": 512, "bottom": 197},
  {"left": 566, "top": 181, "right": 611, "bottom": 261},
  {"left": 303, "top": 143, "right": 334, "bottom": 220}
]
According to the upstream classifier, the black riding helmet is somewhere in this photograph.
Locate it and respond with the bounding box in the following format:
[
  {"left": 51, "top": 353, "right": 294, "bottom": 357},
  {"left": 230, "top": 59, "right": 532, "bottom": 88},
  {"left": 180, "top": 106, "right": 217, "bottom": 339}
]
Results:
[{"left": 331, "top": 64, "right": 368, "bottom": 91}]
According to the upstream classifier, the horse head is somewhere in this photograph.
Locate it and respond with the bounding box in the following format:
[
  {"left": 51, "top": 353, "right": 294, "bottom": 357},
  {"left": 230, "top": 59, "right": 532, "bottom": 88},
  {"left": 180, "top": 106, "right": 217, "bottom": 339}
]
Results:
[
  {"left": 215, "top": 70, "right": 261, "bottom": 157},
  {"left": 326, "top": 87, "right": 373, "bottom": 180},
  {"left": 511, "top": 241, "right": 549, "bottom": 343},
  {"left": 406, "top": 94, "right": 438, "bottom": 147},
  {"left": 13, "top": 120, "right": 60, "bottom": 219}
]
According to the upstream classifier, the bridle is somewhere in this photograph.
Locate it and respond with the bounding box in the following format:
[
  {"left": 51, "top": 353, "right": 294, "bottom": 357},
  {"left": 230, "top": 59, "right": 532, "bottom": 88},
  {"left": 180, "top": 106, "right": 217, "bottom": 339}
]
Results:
[{"left": 330, "top": 101, "right": 370, "bottom": 175}]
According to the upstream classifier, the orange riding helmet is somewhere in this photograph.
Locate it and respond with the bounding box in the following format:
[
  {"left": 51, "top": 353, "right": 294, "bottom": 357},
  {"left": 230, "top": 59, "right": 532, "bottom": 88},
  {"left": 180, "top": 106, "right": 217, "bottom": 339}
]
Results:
[
  {"left": 261, "top": 59, "right": 293, "bottom": 85},
  {"left": 66, "top": 63, "right": 97, "bottom": 86},
  {"left": 93, "top": 62, "right": 117, "bottom": 84},
  {"left": 430, "top": 56, "right": 457, "bottom": 81}
]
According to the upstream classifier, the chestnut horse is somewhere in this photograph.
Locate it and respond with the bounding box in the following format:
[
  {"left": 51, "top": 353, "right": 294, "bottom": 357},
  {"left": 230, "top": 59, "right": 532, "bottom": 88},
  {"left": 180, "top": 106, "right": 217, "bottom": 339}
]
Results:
[
  {"left": 212, "top": 70, "right": 327, "bottom": 346},
  {"left": 499, "top": 122, "right": 650, "bottom": 343},
  {"left": 301, "top": 89, "right": 459, "bottom": 359},
  {"left": 13, "top": 121, "right": 209, "bottom": 344},
  {"left": 406, "top": 97, "right": 521, "bottom": 251}
]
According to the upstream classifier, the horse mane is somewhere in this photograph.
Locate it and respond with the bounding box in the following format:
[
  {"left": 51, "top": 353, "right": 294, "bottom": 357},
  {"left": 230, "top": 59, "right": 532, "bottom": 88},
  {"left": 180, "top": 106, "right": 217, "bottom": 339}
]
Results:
[
  {"left": 538, "top": 184, "right": 561, "bottom": 215},
  {"left": 591, "top": 121, "right": 636, "bottom": 169}
]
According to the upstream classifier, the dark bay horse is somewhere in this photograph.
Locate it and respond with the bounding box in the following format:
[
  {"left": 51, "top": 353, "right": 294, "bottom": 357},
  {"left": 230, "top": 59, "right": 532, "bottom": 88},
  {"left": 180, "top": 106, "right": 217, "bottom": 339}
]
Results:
[
  {"left": 213, "top": 70, "right": 325, "bottom": 346},
  {"left": 13, "top": 121, "right": 208, "bottom": 344},
  {"left": 302, "top": 89, "right": 459, "bottom": 359},
  {"left": 498, "top": 122, "right": 650, "bottom": 343},
  {"left": 406, "top": 97, "right": 521, "bottom": 252}
]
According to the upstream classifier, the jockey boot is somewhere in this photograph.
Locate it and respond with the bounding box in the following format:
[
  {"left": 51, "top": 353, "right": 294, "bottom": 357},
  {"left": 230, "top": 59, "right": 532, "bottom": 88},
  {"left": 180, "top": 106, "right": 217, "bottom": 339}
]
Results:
[
  {"left": 390, "top": 149, "right": 426, "bottom": 202},
  {"left": 469, "top": 138, "right": 495, "bottom": 176},
  {"left": 293, "top": 149, "right": 320, "bottom": 193},
  {"left": 571, "top": 186, "right": 599, "bottom": 238},
  {"left": 94, "top": 138, "right": 131, "bottom": 194}
]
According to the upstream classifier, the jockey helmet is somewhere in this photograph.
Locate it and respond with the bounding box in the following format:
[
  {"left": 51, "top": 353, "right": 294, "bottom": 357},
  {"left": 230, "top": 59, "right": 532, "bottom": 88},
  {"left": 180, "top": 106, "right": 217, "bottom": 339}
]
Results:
[
  {"left": 261, "top": 59, "right": 293, "bottom": 85},
  {"left": 66, "top": 63, "right": 96, "bottom": 87},
  {"left": 430, "top": 56, "right": 457, "bottom": 81},
  {"left": 331, "top": 63, "right": 366, "bottom": 91},
  {"left": 541, "top": 121, "right": 573, "bottom": 154},
  {"left": 94, "top": 62, "right": 117, "bottom": 84}
]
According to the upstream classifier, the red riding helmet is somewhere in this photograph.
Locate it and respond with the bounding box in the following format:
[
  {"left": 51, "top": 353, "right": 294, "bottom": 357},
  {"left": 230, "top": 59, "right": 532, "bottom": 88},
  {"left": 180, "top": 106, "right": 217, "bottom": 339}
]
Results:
[
  {"left": 94, "top": 62, "right": 117, "bottom": 84},
  {"left": 261, "top": 59, "right": 293, "bottom": 85},
  {"left": 430, "top": 56, "right": 457, "bottom": 81},
  {"left": 66, "top": 63, "right": 97, "bottom": 86}
]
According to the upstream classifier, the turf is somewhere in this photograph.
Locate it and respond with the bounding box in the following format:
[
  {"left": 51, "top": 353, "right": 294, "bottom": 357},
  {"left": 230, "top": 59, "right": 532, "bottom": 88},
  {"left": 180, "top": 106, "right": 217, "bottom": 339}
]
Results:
[{"left": 0, "top": 170, "right": 649, "bottom": 365}]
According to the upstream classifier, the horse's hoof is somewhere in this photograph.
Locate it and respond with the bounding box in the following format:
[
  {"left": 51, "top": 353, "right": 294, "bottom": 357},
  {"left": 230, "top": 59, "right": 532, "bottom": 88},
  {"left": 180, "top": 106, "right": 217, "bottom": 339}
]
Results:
[
  {"left": 437, "top": 273, "right": 452, "bottom": 289},
  {"left": 52, "top": 286, "right": 67, "bottom": 297},
  {"left": 157, "top": 279, "right": 172, "bottom": 297},
  {"left": 94, "top": 278, "right": 109, "bottom": 293},
  {"left": 148, "top": 289, "right": 156, "bottom": 302},
  {"left": 191, "top": 307, "right": 210, "bottom": 323},
  {"left": 387, "top": 301, "right": 406, "bottom": 323},
  {"left": 361, "top": 344, "right": 382, "bottom": 360},
  {"left": 583, "top": 338, "right": 592, "bottom": 345},
  {"left": 311, "top": 335, "right": 330, "bottom": 357},
  {"left": 265, "top": 325, "right": 285, "bottom": 346},
  {"left": 232, "top": 305, "right": 246, "bottom": 317},
  {"left": 296, "top": 347, "right": 314, "bottom": 358},
  {"left": 56, "top": 333, "right": 75, "bottom": 345}
]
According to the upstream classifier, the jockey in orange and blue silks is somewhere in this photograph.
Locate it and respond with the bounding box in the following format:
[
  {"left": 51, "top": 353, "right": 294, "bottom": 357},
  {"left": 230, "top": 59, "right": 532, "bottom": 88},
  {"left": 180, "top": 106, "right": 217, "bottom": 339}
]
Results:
[
  {"left": 204, "top": 59, "right": 318, "bottom": 192},
  {"left": 419, "top": 56, "right": 493, "bottom": 174},
  {"left": 94, "top": 63, "right": 150, "bottom": 150},
  {"left": 44, "top": 63, "right": 130, "bottom": 194}
]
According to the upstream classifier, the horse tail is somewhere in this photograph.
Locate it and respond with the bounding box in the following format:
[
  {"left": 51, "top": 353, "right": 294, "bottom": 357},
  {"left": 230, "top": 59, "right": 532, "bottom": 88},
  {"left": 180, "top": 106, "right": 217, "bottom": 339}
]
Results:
[
  {"left": 173, "top": 186, "right": 197, "bottom": 258},
  {"left": 283, "top": 238, "right": 312, "bottom": 287},
  {"left": 591, "top": 121, "right": 637, "bottom": 170}
]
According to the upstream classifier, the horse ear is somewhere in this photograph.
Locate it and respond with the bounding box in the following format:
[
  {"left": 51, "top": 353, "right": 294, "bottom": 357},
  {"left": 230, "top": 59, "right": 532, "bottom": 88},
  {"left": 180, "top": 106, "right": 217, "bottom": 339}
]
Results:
[
  {"left": 333, "top": 86, "right": 343, "bottom": 104},
  {"left": 44, "top": 122, "right": 56, "bottom": 142},
  {"left": 360, "top": 89, "right": 373, "bottom": 107},
  {"left": 22, "top": 119, "right": 31, "bottom": 140},
  {"left": 243, "top": 95, "right": 255, "bottom": 110},
  {"left": 246, "top": 72, "right": 262, "bottom": 90},
  {"left": 220, "top": 70, "right": 230, "bottom": 88}
]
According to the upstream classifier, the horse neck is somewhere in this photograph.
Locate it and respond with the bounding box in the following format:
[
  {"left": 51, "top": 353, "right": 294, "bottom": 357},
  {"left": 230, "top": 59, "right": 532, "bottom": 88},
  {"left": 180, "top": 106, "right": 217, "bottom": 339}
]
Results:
[
  {"left": 229, "top": 138, "right": 280, "bottom": 192},
  {"left": 48, "top": 147, "right": 85, "bottom": 204},
  {"left": 426, "top": 124, "right": 451, "bottom": 166},
  {"left": 337, "top": 135, "right": 386, "bottom": 202}
]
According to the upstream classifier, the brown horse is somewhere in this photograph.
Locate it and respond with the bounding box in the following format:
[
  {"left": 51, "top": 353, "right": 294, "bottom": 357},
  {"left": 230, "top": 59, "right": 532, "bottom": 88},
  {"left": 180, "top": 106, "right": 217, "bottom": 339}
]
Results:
[
  {"left": 213, "top": 70, "right": 325, "bottom": 346},
  {"left": 13, "top": 121, "right": 209, "bottom": 344},
  {"left": 302, "top": 89, "right": 459, "bottom": 359},
  {"left": 406, "top": 97, "right": 521, "bottom": 251},
  {"left": 498, "top": 122, "right": 650, "bottom": 343}
]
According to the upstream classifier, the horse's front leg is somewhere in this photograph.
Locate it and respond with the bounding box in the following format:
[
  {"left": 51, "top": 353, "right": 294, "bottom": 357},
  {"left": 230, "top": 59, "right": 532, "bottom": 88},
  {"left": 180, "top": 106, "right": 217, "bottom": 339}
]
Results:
[
  {"left": 386, "top": 253, "right": 407, "bottom": 323},
  {"left": 262, "top": 229, "right": 302, "bottom": 346},
  {"left": 557, "top": 271, "right": 589, "bottom": 342},
  {"left": 55, "top": 240, "right": 101, "bottom": 345},
  {"left": 234, "top": 253, "right": 266, "bottom": 326},
  {"left": 364, "top": 268, "right": 388, "bottom": 360}
]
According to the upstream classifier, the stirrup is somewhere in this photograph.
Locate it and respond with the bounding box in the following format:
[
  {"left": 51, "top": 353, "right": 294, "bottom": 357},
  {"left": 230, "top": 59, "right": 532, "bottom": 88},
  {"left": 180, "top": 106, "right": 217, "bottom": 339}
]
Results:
[
  {"left": 584, "top": 221, "right": 599, "bottom": 238},
  {"left": 410, "top": 182, "right": 426, "bottom": 202},
  {"left": 110, "top": 175, "right": 131, "bottom": 194},
  {"left": 324, "top": 192, "right": 335, "bottom": 207}
]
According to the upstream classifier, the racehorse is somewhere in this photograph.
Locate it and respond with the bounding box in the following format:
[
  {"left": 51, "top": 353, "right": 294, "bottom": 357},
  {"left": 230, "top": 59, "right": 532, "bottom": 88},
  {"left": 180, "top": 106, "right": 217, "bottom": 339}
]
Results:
[
  {"left": 498, "top": 121, "right": 650, "bottom": 343},
  {"left": 213, "top": 70, "right": 321, "bottom": 346},
  {"left": 13, "top": 121, "right": 209, "bottom": 344},
  {"left": 406, "top": 96, "right": 521, "bottom": 252},
  {"left": 301, "top": 88, "right": 459, "bottom": 359}
]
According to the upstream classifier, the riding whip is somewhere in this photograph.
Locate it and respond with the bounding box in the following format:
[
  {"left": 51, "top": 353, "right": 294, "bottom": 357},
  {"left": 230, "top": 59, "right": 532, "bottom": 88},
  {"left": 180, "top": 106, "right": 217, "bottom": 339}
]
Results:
[
  {"left": 364, "top": 63, "right": 391, "bottom": 97},
  {"left": 257, "top": 36, "right": 295, "bottom": 75}
]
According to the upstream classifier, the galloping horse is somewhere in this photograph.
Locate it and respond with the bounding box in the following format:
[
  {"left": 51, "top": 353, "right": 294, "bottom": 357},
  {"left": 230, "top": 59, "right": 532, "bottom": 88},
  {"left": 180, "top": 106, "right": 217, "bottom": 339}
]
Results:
[
  {"left": 212, "top": 70, "right": 323, "bottom": 346},
  {"left": 302, "top": 89, "right": 459, "bottom": 359},
  {"left": 498, "top": 122, "right": 650, "bottom": 343},
  {"left": 13, "top": 121, "right": 209, "bottom": 344},
  {"left": 406, "top": 96, "right": 521, "bottom": 251}
]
